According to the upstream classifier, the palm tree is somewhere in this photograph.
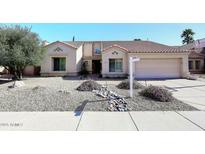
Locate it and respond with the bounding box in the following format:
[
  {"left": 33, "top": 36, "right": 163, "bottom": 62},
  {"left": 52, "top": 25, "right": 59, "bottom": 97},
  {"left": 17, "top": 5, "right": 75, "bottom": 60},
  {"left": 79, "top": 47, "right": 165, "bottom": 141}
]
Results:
[{"left": 181, "top": 29, "right": 195, "bottom": 44}]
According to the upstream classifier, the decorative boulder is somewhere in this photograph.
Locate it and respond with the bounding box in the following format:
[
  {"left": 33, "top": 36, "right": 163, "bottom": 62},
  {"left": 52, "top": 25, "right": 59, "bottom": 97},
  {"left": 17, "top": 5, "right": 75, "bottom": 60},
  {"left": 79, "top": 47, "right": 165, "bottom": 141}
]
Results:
[{"left": 11, "top": 81, "right": 25, "bottom": 88}]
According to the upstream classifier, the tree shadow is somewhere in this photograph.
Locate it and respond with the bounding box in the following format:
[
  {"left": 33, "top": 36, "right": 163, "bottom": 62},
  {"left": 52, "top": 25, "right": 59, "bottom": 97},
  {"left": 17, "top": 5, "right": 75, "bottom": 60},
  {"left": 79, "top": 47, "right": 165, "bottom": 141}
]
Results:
[
  {"left": 0, "top": 79, "right": 12, "bottom": 85},
  {"left": 74, "top": 100, "right": 88, "bottom": 116}
]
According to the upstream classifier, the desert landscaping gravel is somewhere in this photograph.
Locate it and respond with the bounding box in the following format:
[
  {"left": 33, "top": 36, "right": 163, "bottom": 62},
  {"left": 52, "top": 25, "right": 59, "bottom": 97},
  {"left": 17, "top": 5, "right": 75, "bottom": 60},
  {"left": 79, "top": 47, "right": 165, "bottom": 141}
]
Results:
[{"left": 0, "top": 77, "right": 198, "bottom": 111}]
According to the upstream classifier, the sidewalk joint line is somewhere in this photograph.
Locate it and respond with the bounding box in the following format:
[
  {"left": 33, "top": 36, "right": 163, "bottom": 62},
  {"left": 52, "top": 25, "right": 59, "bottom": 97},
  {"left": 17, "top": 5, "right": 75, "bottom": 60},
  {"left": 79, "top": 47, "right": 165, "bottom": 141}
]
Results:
[
  {"left": 175, "top": 111, "right": 205, "bottom": 131},
  {"left": 75, "top": 111, "right": 84, "bottom": 131},
  {"left": 128, "top": 112, "right": 139, "bottom": 131}
]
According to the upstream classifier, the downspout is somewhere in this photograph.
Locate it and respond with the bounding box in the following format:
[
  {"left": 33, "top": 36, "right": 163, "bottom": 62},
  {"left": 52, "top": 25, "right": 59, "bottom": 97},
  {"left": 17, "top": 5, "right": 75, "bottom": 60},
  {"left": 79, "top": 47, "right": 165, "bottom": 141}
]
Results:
[
  {"left": 100, "top": 41, "right": 103, "bottom": 75},
  {"left": 82, "top": 42, "right": 85, "bottom": 60}
]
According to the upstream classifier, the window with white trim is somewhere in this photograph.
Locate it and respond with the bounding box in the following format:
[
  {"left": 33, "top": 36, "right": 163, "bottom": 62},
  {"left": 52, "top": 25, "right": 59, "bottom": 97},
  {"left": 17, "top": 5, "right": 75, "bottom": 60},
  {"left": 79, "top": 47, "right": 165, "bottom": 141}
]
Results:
[
  {"left": 53, "top": 57, "right": 66, "bottom": 71},
  {"left": 109, "top": 59, "right": 123, "bottom": 72}
]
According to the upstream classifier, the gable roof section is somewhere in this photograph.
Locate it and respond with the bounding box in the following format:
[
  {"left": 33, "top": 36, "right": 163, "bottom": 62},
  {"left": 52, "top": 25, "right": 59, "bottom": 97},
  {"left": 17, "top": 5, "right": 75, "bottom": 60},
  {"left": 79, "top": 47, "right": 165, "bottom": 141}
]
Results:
[
  {"left": 45, "top": 41, "right": 78, "bottom": 49},
  {"left": 63, "top": 41, "right": 84, "bottom": 48},
  {"left": 180, "top": 42, "right": 195, "bottom": 50},
  {"left": 45, "top": 40, "right": 190, "bottom": 53},
  {"left": 189, "top": 50, "right": 205, "bottom": 58},
  {"left": 102, "top": 44, "right": 129, "bottom": 52},
  {"left": 102, "top": 41, "right": 189, "bottom": 53},
  {"left": 180, "top": 41, "right": 205, "bottom": 58}
]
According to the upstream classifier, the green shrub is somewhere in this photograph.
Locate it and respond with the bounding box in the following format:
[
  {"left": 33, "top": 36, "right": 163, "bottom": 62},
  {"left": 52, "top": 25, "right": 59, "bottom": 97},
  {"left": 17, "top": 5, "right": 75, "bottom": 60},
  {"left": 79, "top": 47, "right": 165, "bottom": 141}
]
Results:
[
  {"left": 116, "top": 79, "right": 144, "bottom": 89},
  {"left": 140, "top": 85, "right": 174, "bottom": 102}
]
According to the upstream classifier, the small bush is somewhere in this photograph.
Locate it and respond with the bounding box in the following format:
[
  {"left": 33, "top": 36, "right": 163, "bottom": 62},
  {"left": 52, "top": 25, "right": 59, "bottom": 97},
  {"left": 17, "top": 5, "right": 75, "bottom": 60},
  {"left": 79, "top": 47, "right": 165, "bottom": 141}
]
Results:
[
  {"left": 116, "top": 79, "right": 144, "bottom": 89},
  {"left": 76, "top": 80, "right": 102, "bottom": 91},
  {"left": 140, "top": 85, "right": 174, "bottom": 102}
]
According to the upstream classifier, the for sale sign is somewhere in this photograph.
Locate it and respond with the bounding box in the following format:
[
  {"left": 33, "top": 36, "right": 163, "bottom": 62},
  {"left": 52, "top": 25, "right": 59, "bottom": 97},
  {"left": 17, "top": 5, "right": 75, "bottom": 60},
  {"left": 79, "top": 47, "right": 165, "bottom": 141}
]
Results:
[{"left": 129, "top": 57, "right": 140, "bottom": 98}]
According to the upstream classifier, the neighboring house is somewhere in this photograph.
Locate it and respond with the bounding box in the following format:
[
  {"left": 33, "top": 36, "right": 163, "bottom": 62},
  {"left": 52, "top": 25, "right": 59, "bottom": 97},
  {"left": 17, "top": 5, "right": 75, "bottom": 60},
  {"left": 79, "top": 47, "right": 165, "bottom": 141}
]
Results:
[
  {"left": 0, "top": 66, "right": 5, "bottom": 74},
  {"left": 23, "top": 66, "right": 41, "bottom": 76},
  {"left": 181, "top": 38, "right": 205, "bottom": 73},
  {"left": 0, "top": 66, "right": 9, "bottom": 75},
  {"left": 0, "top": 66, "right": 40, "bottom": 77},
  {"left": 40, "top": 40, "right": 190, "bottom": 79}
]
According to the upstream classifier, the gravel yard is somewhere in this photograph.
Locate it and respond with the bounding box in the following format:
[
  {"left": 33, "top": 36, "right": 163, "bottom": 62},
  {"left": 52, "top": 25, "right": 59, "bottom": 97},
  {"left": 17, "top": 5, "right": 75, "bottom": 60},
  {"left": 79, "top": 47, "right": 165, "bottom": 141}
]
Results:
[{"left": 0, "top": 77, "right": 198, "bottom": 111}]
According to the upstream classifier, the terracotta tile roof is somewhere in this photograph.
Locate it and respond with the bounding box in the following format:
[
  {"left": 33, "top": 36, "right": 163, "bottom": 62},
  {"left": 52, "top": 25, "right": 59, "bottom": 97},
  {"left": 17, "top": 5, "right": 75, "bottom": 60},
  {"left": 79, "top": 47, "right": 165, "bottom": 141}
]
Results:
[
  {"left": 103, "top": 44, "right": 129, "bottom": 52},
  {"left": 180, "top": 42, "right": 195, "bottom": 50},
  {"left": 63, "top": 41, "right": 84, "bottom": 48},
  {"left": 189, "top": 50, "right": 205, "bottom": 58},
  {"left": 45, "top": 41, "right": 78, "bottom": 49},
  {"left": 102, "top": 41, "right": 189, "bottom": 53},
  {"left": 180, "top": 42, "right": 205, "bottom": 58},
  {"left": 49, "top": 40, "right": 190, "bottom": 53}
]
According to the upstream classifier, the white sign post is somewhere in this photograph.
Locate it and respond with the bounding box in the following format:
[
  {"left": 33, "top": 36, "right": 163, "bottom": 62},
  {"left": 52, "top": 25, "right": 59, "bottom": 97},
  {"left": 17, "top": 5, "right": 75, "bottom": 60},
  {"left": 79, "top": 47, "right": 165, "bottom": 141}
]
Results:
[{"left": 129, "top": 57, "right": 140, "bottom": 98}]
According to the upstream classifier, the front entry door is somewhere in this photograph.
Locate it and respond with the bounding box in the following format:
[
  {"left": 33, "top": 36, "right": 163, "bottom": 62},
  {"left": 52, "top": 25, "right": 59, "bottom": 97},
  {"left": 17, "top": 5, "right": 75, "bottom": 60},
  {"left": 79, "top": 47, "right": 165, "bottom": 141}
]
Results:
[{"left": 92, "top": 60, "right": 101, "bottom": 74}]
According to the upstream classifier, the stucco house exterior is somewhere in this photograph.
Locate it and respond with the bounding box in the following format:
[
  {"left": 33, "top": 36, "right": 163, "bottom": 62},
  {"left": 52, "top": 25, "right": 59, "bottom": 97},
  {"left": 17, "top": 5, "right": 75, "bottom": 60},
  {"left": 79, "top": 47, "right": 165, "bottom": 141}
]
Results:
[
  {"left": 41, "top": 41, "right": 83, "bottom": 76},
  {"left": 40, "top": 40, "right": 191, "bottom": 79},
  {"left": 181, "top": 38, "right": 205, "bottom": 73}
]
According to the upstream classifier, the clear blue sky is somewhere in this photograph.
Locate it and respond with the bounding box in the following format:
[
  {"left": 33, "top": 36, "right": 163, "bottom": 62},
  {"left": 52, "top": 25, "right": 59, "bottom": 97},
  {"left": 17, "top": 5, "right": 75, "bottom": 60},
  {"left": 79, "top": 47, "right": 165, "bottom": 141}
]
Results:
[{"left": 2, "top": 23, "right": 205, "bottom": 45}]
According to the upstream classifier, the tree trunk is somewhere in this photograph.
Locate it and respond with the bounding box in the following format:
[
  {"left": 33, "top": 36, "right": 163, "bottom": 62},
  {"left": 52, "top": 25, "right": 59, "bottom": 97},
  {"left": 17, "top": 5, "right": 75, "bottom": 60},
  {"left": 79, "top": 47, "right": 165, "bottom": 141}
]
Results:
[
  {"left": 8, "top": 67, "right": 24, "bottom": 80},
  {"left": 18, "top": 71, "right": 22, "bottom": 80},
  {"left": 17, "top": 70, "right": 23, "bottom": 80},
  {"left": 12, "top": 70, "right": 23, "bottom": 80},
  {"left": 13, "top": 71, "right": 18, "bottom": 80}
]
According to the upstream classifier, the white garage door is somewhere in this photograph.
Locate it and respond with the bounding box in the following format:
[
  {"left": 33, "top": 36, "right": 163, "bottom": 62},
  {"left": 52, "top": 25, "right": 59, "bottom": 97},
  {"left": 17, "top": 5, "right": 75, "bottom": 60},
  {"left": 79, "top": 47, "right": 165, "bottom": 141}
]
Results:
[{"left": 135, "top": 58, "right": 181, "bottom": 79}]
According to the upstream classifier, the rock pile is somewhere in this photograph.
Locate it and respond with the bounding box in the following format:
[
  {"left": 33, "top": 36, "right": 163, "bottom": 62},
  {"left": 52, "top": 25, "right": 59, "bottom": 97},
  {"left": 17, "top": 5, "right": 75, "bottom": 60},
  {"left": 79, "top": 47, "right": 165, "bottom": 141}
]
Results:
[
  {"left": 76, "top": 80, "right": 102, "bottom": 91},
  {"left": 93, "top": 86, "right": 128, "bottom": 111}
]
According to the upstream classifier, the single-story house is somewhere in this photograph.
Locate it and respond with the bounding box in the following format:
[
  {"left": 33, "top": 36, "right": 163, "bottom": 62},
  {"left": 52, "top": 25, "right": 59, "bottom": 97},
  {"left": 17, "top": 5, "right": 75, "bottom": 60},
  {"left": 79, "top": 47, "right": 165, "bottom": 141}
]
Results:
[
  {"left": 181, "top": 39, "right": 205, "bottom": 73},
  {"left": 40, "top": 40, "right": 190, "bottom": 79}
]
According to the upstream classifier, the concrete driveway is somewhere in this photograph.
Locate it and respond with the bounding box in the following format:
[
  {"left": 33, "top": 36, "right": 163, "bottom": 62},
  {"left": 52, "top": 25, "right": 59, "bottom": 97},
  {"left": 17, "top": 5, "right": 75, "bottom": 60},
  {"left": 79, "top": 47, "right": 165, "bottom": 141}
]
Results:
[{"left": 143, "top": 79, "right": 205, "bottom": 110}]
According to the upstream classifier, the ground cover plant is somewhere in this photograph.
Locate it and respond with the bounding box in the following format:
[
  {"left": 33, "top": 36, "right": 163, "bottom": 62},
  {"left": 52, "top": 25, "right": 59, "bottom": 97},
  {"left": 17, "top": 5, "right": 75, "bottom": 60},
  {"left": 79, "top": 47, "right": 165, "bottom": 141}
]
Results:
[
  {"left": 0, "top": 77, "right": 198, "bottom": 111},
  {"left": 116, "top": 79, "right": 144, "bottom": 89},
  {"left": 140, "top": 85, "right": 174, "bottom": 102}
]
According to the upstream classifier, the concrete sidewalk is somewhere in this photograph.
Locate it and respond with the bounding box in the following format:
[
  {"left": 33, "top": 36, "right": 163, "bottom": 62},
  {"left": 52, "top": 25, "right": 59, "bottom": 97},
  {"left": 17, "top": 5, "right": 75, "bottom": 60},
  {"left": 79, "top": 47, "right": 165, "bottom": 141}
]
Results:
[{"left": 0, "top": 111, "right": 204, "bottom": 131}]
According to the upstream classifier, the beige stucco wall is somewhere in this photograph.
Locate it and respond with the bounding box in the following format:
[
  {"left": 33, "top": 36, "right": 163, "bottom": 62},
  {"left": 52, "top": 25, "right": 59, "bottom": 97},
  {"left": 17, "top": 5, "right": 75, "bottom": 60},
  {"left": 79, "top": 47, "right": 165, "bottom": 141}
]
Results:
[
  {"left": 102, "top": 47, "right": 189, "bottom": 78},
  {"left": 102, "top": 47, "right": 128, "bottom": 77},
  {"left": 76, "top": 45, "right": 83, "bottom": 72},
  {"left": 83, "top": 43, "right": 93, "bottom": 57},
  {"left": 41, "top": 42, "right": 82, "bottom": 76},
  {"left": 82, "top": 43, "right": 93, "bottom": 72}
]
